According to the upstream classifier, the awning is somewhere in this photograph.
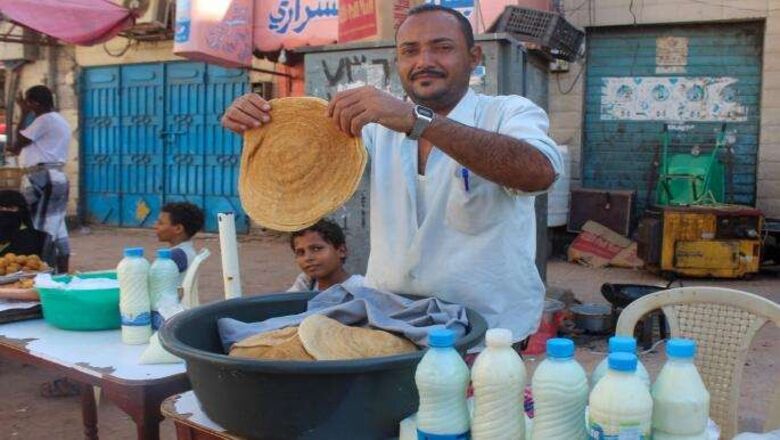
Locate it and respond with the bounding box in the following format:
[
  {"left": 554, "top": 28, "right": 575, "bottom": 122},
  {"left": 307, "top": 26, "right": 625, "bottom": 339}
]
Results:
[{"left": 0, "top": 0, "right": 135, "bottom": 46}]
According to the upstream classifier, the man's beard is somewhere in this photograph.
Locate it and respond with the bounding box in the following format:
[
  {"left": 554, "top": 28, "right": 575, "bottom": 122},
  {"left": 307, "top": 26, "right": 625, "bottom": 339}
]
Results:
[{"left": 403, "top": 75, "right": 470, "bottom": 112}]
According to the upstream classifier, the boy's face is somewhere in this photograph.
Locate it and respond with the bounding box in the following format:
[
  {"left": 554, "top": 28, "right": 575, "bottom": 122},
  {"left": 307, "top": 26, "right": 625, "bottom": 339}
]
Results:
[
  {"left": 155, "top": 212, "right": 183, "bottom": 243},
  {"left": 292, "top": 231, "right": 346, "bottom": 281}
]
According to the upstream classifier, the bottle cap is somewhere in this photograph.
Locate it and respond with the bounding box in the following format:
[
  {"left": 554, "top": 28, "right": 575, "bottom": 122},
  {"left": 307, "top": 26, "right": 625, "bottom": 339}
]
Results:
[
  {"left": 485, "top": 328, "right": 512, "bottom": 347},
  {"left": 157, "top": 248, "right": 172, "bottom": 259},
  {"left": 427, "top": 328, "right": 456, "bottom": 348},
  {"left": 666, "top": 338, "right": 696, "bottom": 358},
  {"left": 546, "top": 338, "right": 575, "bottom": 359},
  {"left": 609, "top": 336, "right": 637, "bottom": 354},
  {"left": 124, "top": 247, "right": 143, "bottom": 258},
  {"left": 608, "top": 352, "right": 638, "bottom": 372}
]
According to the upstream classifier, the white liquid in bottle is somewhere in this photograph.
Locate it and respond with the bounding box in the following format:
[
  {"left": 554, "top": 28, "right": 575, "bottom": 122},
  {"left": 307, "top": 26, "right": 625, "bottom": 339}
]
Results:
[
  {"left": 117, "top": 247, "right": 151, "bottom": 345},
  {"left": 471, "top": 328, "right": 527, "bottom": 440},
  {"left": 589, "top": 352, "right": 653, "bottom": 439},
  {"left": 652, "top": 339, "right": 710, "bottom": 440},
  {"left": 532, "top": 338, "right": 588, "bottom": 440},
  {"left": 148, "top": 248, "right": 180, "bottom": 330},
  {"left": 416, "top": 328, "right": 471, "bottom": 439}
]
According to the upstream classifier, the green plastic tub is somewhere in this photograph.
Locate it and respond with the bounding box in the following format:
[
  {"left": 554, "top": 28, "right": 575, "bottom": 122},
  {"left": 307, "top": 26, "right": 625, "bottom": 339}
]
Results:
[{"left": 37, "top": 270, "right": 121, "bottom": 331}]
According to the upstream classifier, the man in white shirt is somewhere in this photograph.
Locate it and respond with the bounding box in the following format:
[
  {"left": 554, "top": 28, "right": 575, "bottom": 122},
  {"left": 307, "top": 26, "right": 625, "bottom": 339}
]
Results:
[
  {"left": 221, "top": 5, "right": 562, "bottom": 344},
  {"left": 9, "top": 86, "right": 72, "bottom": 273}
]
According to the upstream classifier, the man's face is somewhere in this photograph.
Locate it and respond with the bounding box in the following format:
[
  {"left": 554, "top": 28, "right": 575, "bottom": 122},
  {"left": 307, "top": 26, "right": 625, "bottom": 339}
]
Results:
[
  {"left": 154, "top": 212, "right": 182, "bottom": 243},
  {"left": 396, "top": 11, "right": 481, "bottom": 111}
]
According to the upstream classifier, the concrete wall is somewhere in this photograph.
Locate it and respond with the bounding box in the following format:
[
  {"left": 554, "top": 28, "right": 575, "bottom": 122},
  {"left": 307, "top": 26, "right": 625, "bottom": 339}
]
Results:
[{"left": 550, "top": 0, "right": 780, "bottom": 216}]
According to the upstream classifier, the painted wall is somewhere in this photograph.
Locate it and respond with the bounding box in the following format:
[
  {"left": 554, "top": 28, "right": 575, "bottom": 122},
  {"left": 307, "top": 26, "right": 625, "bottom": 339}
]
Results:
[
  {"left": 2, "top": 37, "right": 278, "bottom": 219},
  {"left": 550, "top": 0, "right": 780, "bottom": 216}
]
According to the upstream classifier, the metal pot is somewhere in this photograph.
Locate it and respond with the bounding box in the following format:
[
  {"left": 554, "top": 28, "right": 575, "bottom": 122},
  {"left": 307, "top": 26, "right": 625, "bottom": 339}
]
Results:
[{"left": 570, "top": 303, "right": 614, "bottom": 333}]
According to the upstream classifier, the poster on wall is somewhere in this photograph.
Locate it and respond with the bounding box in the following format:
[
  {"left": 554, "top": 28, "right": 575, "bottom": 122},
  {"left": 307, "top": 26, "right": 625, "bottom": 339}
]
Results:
[
  {"left": 600, "top": 76, "right": 748, "bottom": 123},
  {"left": 254, "top": 0, "right": 339, "bottom": 52}
]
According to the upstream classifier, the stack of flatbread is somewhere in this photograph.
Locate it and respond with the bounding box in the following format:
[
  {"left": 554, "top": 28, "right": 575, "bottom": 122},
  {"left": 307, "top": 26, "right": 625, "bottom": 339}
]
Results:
[
  {"left": 229, "top": 315, "right": 418, "bottom": 361},
  {"left": 239, "top": 97, "right": 367, "bottom": 232}
]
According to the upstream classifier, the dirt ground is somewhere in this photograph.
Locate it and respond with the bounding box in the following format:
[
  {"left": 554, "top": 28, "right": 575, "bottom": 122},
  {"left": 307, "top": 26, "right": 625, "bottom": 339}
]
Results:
[{"left": 1, "top": 227, "right": 777, "bottom": 439}]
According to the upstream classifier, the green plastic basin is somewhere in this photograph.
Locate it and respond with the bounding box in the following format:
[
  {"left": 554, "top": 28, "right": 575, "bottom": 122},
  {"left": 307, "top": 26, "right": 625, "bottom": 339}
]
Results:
[{"left": 37, "top": 270, "right": 120, "bottom": 331}]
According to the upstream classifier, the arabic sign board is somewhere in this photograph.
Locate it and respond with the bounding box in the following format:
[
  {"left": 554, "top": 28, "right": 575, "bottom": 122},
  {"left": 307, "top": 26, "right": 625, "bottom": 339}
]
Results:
[
  {"left": 254, "top": 0, "right": 339, "bottom": 52},
  {"left": 174, "top": 0, "right": 254, "bottom": 68},
  {"left": 600, "top": 76, "right": 748, "bottom": 122},
  {"left": 339, "top": 0, "right": 412, "bottom": 43}
]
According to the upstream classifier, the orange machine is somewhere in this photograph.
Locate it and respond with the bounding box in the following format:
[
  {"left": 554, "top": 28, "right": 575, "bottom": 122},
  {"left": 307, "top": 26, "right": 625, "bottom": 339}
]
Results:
[{"left": 638, "top": 205, "right": 762, "bottom": 278}]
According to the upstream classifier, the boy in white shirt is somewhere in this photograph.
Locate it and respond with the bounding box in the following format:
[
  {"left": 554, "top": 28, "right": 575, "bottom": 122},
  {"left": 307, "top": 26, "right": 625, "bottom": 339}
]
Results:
[
  {"left": 154, "top": 202, "right": 204, "bottom": 285},
  {"left": 287, "top": 219, "right": 364, "bottom": 292}
]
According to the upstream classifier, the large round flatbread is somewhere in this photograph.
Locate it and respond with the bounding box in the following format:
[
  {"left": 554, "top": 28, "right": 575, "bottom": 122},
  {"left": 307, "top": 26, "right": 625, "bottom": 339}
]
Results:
[
  {"left": 298, "top": 315, "right": 418, "bottom": 360},
  {"left": 239, "top": 97, "right": 367, "bottom": 232},
  {"left": 229, "top": 326, "right": 314, "bottom": 361}
]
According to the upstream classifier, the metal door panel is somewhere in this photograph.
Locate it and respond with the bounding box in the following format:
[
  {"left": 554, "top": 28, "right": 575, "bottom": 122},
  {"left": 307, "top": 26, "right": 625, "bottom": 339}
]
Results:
[{"left": 120, "top": 64, "right": 164, "bottom": 228}]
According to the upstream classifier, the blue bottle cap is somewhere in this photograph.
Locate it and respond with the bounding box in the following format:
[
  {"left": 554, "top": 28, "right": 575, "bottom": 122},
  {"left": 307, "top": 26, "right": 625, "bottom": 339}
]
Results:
[
  {"left": 608, "top": 352, "right": 638, "bottom": 372},
  {"left": 546, "top": 338, "right": 575, "bottom": 359},
  {"left": 609, "top": 336, "right": 637, "bottom": 354},
  {"left": 124, "top": 247, "right": 144, "bottom": 257},
  {"left": 157, "top": 248, "right": 172, "bottom": 259},
  {"left": 428, "top": 328, "right": 455, "bottom": 348},
  {"left": 667, "top": 338, "right": 696, "bottom": 358}
]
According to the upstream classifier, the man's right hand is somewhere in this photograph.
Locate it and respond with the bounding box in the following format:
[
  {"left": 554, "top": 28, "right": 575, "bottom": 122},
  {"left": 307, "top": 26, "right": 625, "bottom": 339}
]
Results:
[{"left": 220, "top": 93, "right": 272, "bottom": 133}]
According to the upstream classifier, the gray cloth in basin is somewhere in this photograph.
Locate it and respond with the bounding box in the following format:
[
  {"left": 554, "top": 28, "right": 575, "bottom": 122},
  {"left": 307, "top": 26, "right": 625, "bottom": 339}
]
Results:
[{"left": 217, "top": 284, "right": 469, "bottom": 352}]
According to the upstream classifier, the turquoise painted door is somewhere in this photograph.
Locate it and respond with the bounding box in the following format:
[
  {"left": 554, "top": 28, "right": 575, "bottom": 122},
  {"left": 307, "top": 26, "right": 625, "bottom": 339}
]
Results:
[
  {"left": 82, "top": 67, "right": 121, "bottom": 226},
  {"left": 81, "top": 62, "right": 249, "bottom": 232},
  {"left": 583, "top": 22, "right": 763, "bottom": 214}
]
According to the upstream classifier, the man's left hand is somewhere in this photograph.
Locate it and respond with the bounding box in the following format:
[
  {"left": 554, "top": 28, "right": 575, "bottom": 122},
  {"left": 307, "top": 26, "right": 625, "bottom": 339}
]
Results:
[{"left": 328, "top": 86, "right": 415, "bottom": 137}]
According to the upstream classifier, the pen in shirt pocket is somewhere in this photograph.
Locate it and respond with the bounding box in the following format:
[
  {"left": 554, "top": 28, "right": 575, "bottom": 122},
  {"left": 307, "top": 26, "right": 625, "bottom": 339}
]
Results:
[{"left": 461, "top": 167, "right": 470, "bottom": 192}]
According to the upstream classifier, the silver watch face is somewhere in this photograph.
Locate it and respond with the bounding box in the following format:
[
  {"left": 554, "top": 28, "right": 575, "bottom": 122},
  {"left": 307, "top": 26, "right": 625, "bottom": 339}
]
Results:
[{"left": 416, "top": 105, "right": 434, "bottom": 119}]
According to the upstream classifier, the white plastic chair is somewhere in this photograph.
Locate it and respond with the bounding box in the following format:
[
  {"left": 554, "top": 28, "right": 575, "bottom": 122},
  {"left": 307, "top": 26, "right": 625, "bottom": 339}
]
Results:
[
  {"left": 616, "top": 287, "right": 780, "bottom": 439},
  {"left": 180, "top": 248, "right": 210, "bottom": 309}
]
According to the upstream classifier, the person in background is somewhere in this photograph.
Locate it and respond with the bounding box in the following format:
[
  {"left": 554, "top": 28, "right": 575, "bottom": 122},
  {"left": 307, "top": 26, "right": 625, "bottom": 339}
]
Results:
[
  {"left": 288, "top": 219, "right": 364, "bottom": 292},
  {"left": 154, "top": 202, "right": 204, "bottom": 284},
  {"left": 8, "top": 85, "right": 72, "bottom": 274},
  {"left": 0, "top": 189, "right": 54, "bottom": 265}
]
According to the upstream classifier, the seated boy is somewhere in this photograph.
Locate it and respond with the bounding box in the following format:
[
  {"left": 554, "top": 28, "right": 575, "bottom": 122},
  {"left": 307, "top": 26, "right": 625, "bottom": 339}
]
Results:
[
  {"left": 287, "top": 219, "right": 364, "bottom": 292},
  {"left": 154, "top": 202, "right": 204, "bottom": 283}
]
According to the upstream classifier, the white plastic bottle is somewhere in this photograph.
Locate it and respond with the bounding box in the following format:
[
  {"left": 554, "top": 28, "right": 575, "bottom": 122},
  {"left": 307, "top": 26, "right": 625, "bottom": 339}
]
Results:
[
  {"left": 148, "top": 248, "right": 180, "bottom": 330},
  {"left": 117, "top": 247, "right": 152, "bottom": 345},
  {"left": 591, "top": 336, "right": 651, "bottom": 390},
  {"left": 471, "top": 328, "right": 526, "bottom": 440},
  {"left": 652, "top": 339, "right": 710, "bottom": 440},
  {"left": 589, "top": 353, "right": 653, "bottom": 439},
  {"left": 470, "top": 329, "right": 526, "bottom": 439},
  {"left": 531, "top": 338, "right": 588, "bottom": 440},
  {"left": 415, "top": 328, "right": 471, "bottom": 439}
]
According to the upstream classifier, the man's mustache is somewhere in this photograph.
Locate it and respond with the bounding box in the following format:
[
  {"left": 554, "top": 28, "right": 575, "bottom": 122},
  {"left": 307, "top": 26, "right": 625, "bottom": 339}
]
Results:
[{"left": 409, "top": 69, "right": 446, "bottom": 80}]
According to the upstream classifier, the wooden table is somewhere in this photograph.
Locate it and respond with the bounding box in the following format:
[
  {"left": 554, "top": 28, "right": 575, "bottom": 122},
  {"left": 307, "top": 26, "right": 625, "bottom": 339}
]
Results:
[
  {"left": 0, "top": 319, "right": 190, "bottom": 440},
  {"left": 162, "top": 391, "right": 242, "bottom": 440}
]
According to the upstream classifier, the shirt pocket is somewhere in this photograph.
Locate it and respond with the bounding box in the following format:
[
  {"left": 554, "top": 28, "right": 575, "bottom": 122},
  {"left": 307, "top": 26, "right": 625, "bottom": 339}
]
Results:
[{"left": 445, "top": 167, "right": 507, "bottom": 235}]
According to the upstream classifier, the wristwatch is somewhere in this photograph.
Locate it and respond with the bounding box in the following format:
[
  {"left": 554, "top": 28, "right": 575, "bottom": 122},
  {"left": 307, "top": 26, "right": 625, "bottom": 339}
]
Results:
[{"left": 407, "top": 105, "right": 434, "bottom": 140}]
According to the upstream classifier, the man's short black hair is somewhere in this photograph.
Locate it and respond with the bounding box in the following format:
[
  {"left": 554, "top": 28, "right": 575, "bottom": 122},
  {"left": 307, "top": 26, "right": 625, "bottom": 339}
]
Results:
[
  {"left": 400, "top": 4, "right": 475, "bottom": 49},
  {"left": 290, "top": 219, "right": 347, "bottom": 260},
  {"left": 161, "top": 202, "right": 204, "bottom": 238},
  {"left": 25, "top": 85, "right": 54, "bottom": 110}
]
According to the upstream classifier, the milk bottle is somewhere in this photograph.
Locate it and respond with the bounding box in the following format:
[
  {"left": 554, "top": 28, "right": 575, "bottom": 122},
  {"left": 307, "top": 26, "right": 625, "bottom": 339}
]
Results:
[
  {"left": 652, "top": 339, "right": 710, "bottom": 440},
  {"left": 531, "top": 338, "right": 588, "bottom": 440},
  {"left": 471, "top": 328, "right": 526, "bottom": 440},
  {"left": 148, "top": 248, "right": 180, "bottom": 330},
  {"left": 416, "top": 328, "right": 471, "bottom": 439},
  {"left": 591, "top": 336, "right": 651, "bottom": 390},
  {"left": 117, "top": 247, "right": 152, "bottom": 345},
  {"left": 589, "top": 352, "right": 653, "bottom": 439}
]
